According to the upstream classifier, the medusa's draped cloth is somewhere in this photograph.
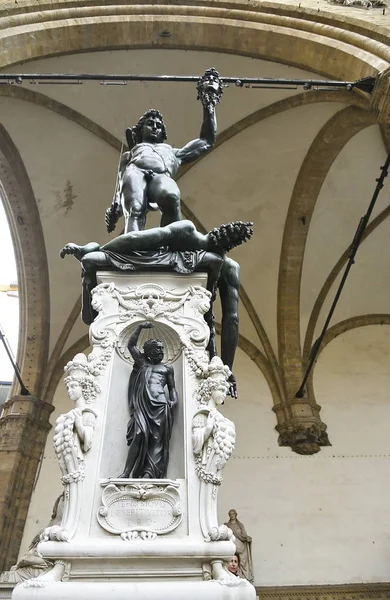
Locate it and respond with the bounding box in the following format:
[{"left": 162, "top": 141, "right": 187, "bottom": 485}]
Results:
[
  {"left": 103, "top": 248, "right": 206, "bottom": 274},
  {"left": 126, "top": 362, "right": 174, "bottom": 478}
]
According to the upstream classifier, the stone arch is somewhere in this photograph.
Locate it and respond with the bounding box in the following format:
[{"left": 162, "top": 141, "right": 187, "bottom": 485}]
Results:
[
  {"left": 306, "top": 315, "right": 390, "bottom": 401},
  {"left": 0, "top": 2, "right": 388, "bottom": 80},
  {"left": 277, "top": 106, "right": 377, "bottom": 399},
  {"left": 0, "top": 125, "right": 49, "bottom": 398},
  {"left": 303, "top": 206, "right": 390, "bottom": 364}
]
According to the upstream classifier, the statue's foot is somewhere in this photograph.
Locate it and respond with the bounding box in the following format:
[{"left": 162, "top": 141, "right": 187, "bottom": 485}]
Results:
[
  {"left": 59, "top": 242, "right": 100, "bottom": 260},
  {"left": 118, "top": 471, "right": 130, "bottom": 479}
]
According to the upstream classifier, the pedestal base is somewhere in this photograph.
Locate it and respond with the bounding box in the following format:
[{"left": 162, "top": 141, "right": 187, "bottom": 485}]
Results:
[{"left": 13, "top": 273, "right": 254, "bottom": 600}]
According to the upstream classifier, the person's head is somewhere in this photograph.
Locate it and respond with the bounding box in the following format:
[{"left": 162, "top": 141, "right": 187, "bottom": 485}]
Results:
[
  {"left": 64, "top": 353, "right": 100, "bottom": 405},
  {"left": 211, "top": 381, "right": 229, "bottom": 405},
  {"left": 64, "top": 374, "right": 98, "bottom": 405},
  {"left": 197, "top": 67, "right": 224, "bottom": 101},
  {"left": 228, "top": 553, "right": 240, "bottom": 575},
  {"left": 208, "top": 221, "right": 253, "bottom": 253},
  {"left": 195, "top": 357, "right": 230, "bottom": 405},
  {"left": 228, "top": 508, "right": 237, "bottom": 521},
  {"left": 143, "top": 339, "right": 164, "bottom": 364},
  {"left": 65, "top": 378, "right": 83, "bottom": 403},
  {"left": 133, "top": 109, "right": 167, "bottom": 144}
]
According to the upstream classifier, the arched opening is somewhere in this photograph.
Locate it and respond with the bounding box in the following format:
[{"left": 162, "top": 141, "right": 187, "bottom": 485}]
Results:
[{"left": 0, "top": 197, "right": 18, "bottom": 408}]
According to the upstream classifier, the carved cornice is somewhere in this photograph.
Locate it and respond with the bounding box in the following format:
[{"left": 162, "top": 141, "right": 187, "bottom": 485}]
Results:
[{"left": 256, "top": 583, "right": 390, "bottom": 600}]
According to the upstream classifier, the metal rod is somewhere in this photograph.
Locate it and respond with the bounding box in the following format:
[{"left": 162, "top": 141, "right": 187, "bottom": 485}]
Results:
[
  {"left": 0, "top": 73, "right": 376, "bottom": 93},
  {"left": 0, "top": 324, "right": 30, "bottom": 395},
  {"left": 295, "top": 151, "right": 390, "bottom": 398}
]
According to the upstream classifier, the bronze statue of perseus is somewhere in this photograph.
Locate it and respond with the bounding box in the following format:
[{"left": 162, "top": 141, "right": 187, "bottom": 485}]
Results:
[
  {"left": 105, "top": 68, "right": 223, "bottom": 233},
  {"left": 59, "top": 67, "right": 255, "bottom": 398}
]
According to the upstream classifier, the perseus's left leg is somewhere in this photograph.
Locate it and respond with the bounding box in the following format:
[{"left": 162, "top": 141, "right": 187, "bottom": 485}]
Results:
[
  {"left": 80, "top": 252, "right": 112, "bottom": 325},
  {"left": 148, "top": 175, "right": 182, "bottom": 227}
]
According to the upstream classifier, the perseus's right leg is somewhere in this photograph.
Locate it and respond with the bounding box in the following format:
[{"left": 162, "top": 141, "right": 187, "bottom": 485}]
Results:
[{"left": 121, "top": 165, "right": 149, "bottom": 232}]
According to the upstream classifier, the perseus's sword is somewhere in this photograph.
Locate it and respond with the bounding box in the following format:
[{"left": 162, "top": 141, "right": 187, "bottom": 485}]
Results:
[{"left": 112, "top": 127, "right": 125, "bottom": 206}]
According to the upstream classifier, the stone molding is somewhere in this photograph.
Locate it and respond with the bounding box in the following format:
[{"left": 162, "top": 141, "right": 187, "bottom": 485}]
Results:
[{"left": 256, "top": 583, "right": 390, "bottom": 599}]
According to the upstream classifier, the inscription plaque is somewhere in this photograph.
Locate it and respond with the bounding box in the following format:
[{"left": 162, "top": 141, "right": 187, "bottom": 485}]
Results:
[
  {"left": 108, "top": 497, "right": 176, "bottom": 530},
  {"left": 97, "top": 480, "right": 182, "bottom": 537}
]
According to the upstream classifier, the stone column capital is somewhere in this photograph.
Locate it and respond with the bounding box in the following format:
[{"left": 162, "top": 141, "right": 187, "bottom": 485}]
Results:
[
  {"left": 274, "top": 395, "right": 331, "bottom": 455},
  {"left": 370, "top": 67, "right": 390, "bottom": 128},
  {"left": 1, "top": 394, "right": 54, "bottom": 417},
  {"left": 0, "top": 395, "right": 54, "bottom": 453}
]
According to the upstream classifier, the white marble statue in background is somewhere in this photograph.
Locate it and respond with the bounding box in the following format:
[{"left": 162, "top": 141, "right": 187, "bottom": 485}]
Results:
[{"left": 225, "top": 509, "right": 254, "bottom": 583}]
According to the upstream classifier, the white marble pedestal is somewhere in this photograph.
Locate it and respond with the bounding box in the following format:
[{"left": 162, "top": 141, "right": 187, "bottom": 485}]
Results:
[{"left": 13, "top": 272, "right": 255, "bottom": 600}]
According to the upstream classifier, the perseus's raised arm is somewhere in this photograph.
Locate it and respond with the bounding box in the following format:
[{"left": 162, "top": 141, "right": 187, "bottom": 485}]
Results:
[
  {"left": 175, "top": 68, "right": 223, "bottom": 164},
  {"left": 175, "top": 104, "right": 217, "bottom": 164}
]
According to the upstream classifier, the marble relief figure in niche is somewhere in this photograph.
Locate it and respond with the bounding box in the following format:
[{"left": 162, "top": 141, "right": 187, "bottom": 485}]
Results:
[
  {"left": 119, "top": 322, "right": 178, "bottom": 479},
  {"left": 105, "top": 68, "right": 223, "bottom": 233}
]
